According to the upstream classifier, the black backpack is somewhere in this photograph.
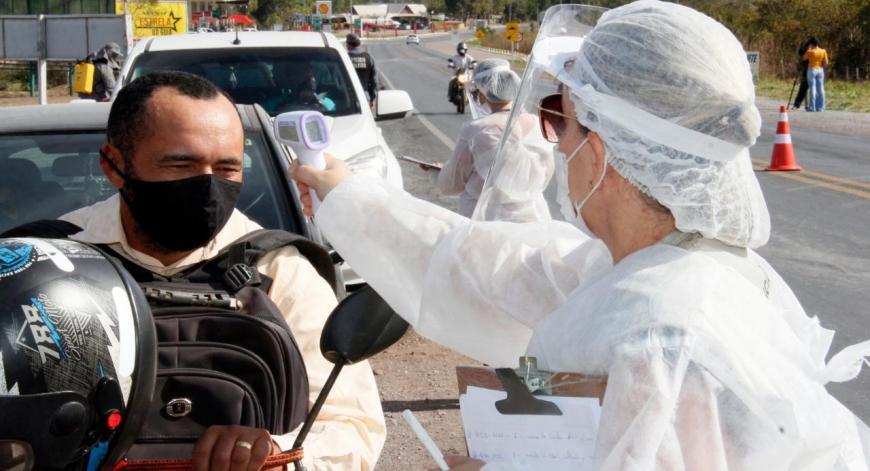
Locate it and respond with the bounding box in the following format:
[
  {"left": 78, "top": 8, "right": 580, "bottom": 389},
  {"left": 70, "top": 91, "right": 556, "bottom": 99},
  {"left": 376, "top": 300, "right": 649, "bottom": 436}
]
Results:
[{"left": 2, "top": 221, "right": 336, "bottom": 459}]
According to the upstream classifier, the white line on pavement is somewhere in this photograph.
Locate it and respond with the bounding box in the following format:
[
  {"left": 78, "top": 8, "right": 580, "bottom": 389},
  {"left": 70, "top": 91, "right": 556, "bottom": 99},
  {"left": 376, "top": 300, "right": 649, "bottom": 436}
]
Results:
[{"left": 379, "top": 69, "right": 456, "bottom": 150}]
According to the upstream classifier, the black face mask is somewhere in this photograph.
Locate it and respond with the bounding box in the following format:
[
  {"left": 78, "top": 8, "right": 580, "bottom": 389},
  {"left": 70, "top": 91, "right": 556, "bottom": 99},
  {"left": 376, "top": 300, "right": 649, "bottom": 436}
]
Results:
[{"left": 102, "top": 151, "right": 242, "bottom": 252}]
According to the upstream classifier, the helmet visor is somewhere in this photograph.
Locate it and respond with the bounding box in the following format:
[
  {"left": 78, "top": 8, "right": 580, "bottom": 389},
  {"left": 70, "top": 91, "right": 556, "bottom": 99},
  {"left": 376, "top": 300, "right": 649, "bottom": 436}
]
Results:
[{"left": 0, "top": 441, "right": 34, "bottom": 471}]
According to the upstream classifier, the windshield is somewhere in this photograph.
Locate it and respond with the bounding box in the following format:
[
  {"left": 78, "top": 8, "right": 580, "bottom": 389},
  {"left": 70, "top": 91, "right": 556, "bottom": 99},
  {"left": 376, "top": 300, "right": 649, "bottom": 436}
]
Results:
[
  {"left": 0, "top": 131, "right": 295, "bottom": 234},
  {"left": 129, "top": 48, "right": 362, "bottom": 117}
]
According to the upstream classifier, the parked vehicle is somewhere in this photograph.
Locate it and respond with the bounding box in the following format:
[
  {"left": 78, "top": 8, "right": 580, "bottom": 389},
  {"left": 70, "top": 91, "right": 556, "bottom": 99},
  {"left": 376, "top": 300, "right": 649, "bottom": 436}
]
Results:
[
  {"left": 0, "top": 102, "right": 310, "bottom": 247},
  {"left": 114, "top": 32, "right": 413, "bottom": 188}
]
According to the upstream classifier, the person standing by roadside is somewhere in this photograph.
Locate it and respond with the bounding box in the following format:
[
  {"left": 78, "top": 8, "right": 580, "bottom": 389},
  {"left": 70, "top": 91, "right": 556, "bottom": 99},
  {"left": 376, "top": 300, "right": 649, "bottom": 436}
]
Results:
[
  {"left": 346, "top": 33, "right": 379, "bottom": 107},
  {"left": 80, "top": 42, "right": 124, "bottom": 102},
  {"left": 803, "top": 37, "right": 829, "bottom": 112},
  {"left": 792, "top": 38, "right": 812, "bottom": 110}
]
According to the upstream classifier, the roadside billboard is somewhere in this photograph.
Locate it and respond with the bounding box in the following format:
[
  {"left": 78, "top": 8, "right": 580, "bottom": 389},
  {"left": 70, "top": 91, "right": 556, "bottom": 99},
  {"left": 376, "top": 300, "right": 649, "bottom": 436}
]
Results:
[
  {"left": 0, "top": 14, "right": 130, "bottom": 60},
  {"left": 116, "top": 0, "right": 187, "bottom": 38}
]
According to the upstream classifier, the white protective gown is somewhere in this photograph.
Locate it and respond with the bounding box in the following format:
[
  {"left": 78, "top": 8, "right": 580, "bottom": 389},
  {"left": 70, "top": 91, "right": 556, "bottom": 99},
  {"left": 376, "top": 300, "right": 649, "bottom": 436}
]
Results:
[
  {"left": 438, "top": 110, "right": 552, "bottom": 219},
  {"left": 316, "top": 175, "right": 870, "bottom": 470}
]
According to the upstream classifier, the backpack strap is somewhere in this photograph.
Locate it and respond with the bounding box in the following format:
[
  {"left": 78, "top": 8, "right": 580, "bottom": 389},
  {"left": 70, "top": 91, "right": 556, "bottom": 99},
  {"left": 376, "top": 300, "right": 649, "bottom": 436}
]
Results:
[
  {"left": 192, "top": 229, "right": 337, "bottom": 295},
  {"left": 0, "top": 219, "right": 161, "bottom": 281},
  {"left": 1, "top": 219, "right": 83, "bottom": 238}
]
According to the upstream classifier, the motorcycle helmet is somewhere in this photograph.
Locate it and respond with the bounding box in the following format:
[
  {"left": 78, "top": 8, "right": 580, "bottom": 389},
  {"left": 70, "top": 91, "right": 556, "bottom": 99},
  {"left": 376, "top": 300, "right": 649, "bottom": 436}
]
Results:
[
  {"left": 457, "top": 42, "right": 468, "bottom": 55},
  {"left": 0, "top": 237, "right": 155, "bottom": 471}
]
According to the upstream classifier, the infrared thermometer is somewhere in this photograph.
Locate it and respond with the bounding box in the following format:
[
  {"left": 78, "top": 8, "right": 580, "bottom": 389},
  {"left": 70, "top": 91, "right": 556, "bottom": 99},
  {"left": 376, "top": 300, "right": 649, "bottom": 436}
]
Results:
[{"left": 274, "top": 111, "right": 331, "bottom": 212}]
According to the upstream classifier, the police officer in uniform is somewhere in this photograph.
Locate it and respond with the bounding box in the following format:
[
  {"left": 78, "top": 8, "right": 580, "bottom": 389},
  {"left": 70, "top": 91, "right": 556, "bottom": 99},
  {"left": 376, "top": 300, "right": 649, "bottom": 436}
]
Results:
[{"left": 346, "top": 33, "right": 379, "bottom": 107}]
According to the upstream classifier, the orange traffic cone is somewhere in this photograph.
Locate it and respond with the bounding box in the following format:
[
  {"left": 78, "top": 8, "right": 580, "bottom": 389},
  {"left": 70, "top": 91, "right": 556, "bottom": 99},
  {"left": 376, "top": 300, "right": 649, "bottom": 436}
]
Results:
[{"left": 766, "top": 106, "right": 801, "bottom": 171}]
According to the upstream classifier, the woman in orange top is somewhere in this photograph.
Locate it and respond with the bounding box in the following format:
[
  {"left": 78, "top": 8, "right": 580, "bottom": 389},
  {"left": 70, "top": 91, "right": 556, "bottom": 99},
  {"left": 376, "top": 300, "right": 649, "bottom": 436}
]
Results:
[{"left": 803, "top": 37, "right": 830, "bottom": 111}]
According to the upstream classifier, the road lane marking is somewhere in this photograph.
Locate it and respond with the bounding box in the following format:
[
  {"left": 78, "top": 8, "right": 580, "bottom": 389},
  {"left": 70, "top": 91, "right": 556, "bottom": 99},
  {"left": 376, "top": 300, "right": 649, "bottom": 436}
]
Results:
[
  {"left": 751, "top": 158, "right": 870, "bottom": 191},
  {"left": 378, "top": 68, "right": 456, "bottom": 151},
  {"left": 752, "top": 158, "right": 870, "bottom": 192},
  {"left": 752, "top": 159, "right": 870, "bottom": 200}
]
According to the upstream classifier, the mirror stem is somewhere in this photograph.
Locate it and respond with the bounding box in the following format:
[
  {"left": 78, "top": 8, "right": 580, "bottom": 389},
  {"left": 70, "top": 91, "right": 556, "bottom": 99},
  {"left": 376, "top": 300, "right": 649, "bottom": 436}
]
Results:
[{"left": 292, "top": 360, "right": 345, "bottom": 450}]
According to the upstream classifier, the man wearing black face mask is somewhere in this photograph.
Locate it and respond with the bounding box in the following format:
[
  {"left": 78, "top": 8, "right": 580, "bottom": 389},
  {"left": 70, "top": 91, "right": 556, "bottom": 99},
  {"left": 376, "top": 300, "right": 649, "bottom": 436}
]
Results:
[{"left": 55, "top": 72, "right": 386, "bottom": 470}]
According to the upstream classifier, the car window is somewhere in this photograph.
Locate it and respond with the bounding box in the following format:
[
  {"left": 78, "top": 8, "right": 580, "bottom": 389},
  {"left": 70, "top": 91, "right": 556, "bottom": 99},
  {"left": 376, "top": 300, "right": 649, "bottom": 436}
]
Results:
[
  {"left": 0, "top": 131, "right": 295, "bottom": 234},
  {"left": 129, "top": 48, "right": 362, "bottom": 117}
]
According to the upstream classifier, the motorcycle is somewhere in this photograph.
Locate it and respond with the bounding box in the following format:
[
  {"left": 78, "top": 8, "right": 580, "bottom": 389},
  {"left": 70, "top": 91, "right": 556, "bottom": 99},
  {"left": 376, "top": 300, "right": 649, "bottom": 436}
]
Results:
[
  {"left": 447, "top": 58, "right": 476, "bottom": 114},
  {"left": 453, "top": 68, "right": 471, "bottom": 114}
]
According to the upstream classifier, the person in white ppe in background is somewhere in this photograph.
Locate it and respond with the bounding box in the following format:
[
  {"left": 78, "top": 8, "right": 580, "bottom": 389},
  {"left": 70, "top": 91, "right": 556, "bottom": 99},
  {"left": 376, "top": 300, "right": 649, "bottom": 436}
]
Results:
[
  {"left": 293, "top": 1, "right": 870, "bottom": 469},
  {"left": 425, "top": 59, "right": 549, "bottom": 218}
]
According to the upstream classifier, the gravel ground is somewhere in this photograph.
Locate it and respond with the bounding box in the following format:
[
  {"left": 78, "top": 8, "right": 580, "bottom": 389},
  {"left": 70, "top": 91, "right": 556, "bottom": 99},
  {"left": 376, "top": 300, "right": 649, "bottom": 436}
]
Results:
[
  {"left": 755, "top": 96, "right": 870, "bottom": 139},
  {"left": 369, "top": 330, "right": 480, "bottom": 470}
]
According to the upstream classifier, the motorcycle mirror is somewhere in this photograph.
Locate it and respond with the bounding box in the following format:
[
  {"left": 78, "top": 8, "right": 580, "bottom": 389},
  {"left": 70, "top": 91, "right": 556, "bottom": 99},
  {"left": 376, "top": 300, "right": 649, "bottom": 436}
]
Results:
[
  {"left": 320, "top": 284, "right": 409, "bottom": 364},
  {"left": 292, "top": 285, "right": 408, "bottom": 453}
]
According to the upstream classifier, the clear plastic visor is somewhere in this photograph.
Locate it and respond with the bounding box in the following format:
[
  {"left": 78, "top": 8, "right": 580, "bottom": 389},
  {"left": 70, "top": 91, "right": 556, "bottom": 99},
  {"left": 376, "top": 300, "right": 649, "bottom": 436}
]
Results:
[{"left": 472, "top": 4, "right": 606, "bottom": 223}]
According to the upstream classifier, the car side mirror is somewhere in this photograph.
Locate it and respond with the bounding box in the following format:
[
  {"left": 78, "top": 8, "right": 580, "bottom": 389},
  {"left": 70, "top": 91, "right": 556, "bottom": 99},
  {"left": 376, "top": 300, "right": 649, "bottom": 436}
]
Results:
[{"left": 375, "top": 89, "right": 413, "bottom": 121}]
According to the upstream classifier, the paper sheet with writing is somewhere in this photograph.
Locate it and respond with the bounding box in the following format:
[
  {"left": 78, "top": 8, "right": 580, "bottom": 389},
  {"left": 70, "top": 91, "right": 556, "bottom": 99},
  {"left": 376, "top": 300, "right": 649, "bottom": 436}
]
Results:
[{"left": 459, "top": 386, "right": 601, "bottom": 470}]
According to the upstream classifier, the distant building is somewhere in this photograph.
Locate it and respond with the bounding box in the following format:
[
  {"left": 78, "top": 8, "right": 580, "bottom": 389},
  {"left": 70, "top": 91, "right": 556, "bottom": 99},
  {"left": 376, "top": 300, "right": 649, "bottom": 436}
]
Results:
[{"left": 351, "top": 3, "right": 427, "bottom": 28}]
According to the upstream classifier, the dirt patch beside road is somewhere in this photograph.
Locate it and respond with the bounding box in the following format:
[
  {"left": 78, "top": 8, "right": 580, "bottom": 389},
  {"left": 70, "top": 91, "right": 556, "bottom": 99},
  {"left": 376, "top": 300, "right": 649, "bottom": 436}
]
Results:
[
  {"left": 369, "top": 330, "right": 480, "bottom": 469},
  {"left": 0, "top": 86, "right": 76, "bottom": 107}
]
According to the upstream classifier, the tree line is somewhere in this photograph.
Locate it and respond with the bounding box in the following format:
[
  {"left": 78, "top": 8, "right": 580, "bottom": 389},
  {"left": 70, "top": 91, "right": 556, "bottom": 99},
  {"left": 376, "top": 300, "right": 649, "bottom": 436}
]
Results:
[
  {"left": 422, "top": 0, "right": 869, "bottom": 80},
  {"left": 249, "top": 0, "right": 869, "bottom": 80}
]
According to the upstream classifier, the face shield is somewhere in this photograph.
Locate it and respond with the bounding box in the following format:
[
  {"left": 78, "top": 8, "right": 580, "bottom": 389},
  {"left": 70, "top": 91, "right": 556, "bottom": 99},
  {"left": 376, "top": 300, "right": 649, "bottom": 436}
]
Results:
[
  {"left": 472, "top": 4, "right": 606, "bottom": 223},
  {"left": 474, "top": 2, "right": 769, "bottom": 248}
]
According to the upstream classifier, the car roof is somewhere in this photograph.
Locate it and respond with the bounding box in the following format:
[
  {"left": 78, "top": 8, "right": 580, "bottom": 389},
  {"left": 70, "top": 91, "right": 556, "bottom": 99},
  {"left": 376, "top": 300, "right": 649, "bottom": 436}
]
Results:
[
  {"left": 0, "top": 102, "right": 111, "bottom": 133},
  {"left": 140, "top": 31, "right": 337, "bottom": 52},
  {"left": 0, "top": 102, "right": 261, "bottom": 134}
]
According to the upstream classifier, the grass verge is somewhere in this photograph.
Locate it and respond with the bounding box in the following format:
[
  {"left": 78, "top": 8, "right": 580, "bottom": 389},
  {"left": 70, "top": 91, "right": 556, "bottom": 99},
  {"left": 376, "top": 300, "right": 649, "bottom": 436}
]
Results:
[{"left": 756, "top": 78, "right": 870, "bottom": 112}]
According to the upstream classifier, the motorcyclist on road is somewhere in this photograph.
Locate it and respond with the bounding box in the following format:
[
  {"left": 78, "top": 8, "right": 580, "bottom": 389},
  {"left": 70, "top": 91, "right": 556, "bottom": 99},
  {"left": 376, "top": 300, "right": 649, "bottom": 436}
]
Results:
[{"left": 447, "top": 42, "right": 475, "bottom": 103}]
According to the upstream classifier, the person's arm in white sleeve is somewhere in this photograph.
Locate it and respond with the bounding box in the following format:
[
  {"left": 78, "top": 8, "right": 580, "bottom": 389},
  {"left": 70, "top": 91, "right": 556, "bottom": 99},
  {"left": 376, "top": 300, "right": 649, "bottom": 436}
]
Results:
[
  {"left": 259, "top": 246, "right": 386, "bottom": 470},
  {"left": 438, "top": 126, "right": 475, "bottom": 195},
  {"left": 313, "top": 174, "right": 610, "bottom": 365}
]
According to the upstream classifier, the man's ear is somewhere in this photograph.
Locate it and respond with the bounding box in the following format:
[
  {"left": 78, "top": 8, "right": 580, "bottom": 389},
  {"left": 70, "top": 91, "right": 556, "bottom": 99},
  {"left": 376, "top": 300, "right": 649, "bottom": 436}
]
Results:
[{"left": 99, "top": 143, "right": 126, "bottom": 190}]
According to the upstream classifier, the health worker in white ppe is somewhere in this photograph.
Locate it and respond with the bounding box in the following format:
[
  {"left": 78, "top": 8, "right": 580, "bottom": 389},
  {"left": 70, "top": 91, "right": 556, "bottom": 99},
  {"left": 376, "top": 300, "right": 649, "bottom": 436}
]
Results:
[
  {"left": 428, "top": 59, "right": 552, "bottom": 219},
  {"left": 292, "top": 2, "right": 870, "bottom": 469}
]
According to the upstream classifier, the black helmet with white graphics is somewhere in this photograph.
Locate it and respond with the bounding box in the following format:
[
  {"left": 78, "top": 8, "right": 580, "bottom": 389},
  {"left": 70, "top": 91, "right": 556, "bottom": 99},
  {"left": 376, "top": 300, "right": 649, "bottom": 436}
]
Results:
[
  {"left": 0, "top": 237, "right": 155, "bottom": 471},
  {"left": 457, "top": 42, "right": 468, "bottom": 55}
]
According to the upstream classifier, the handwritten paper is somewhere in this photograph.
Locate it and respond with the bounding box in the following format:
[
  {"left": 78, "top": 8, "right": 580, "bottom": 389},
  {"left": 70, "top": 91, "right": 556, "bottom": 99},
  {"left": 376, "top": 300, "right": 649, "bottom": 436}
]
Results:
[{"left": 459, "top": 386, "right": 601, "bottom": 470}]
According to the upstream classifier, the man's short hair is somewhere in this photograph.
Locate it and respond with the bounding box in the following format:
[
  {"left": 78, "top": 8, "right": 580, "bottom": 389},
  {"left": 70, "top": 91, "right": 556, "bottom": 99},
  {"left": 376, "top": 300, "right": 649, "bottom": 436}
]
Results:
[{"left": 107, "top": 71, "right": 234, "bottom": 167}]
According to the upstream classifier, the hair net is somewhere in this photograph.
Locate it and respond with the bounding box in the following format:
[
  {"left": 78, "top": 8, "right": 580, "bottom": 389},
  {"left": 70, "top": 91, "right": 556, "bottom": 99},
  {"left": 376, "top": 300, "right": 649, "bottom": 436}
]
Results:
[
  {"left": 549, "top": 0, "right": 770, "bottom": 248},
  {"left": 472, "top": 59, "right": 521, "bottom": 104}
]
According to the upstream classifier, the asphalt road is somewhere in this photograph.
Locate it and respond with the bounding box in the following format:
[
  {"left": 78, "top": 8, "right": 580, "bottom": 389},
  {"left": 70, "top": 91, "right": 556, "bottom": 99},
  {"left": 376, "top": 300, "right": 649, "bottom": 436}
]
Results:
[{"left": 367, "top": 33, "right": 870, "bottom": 422}]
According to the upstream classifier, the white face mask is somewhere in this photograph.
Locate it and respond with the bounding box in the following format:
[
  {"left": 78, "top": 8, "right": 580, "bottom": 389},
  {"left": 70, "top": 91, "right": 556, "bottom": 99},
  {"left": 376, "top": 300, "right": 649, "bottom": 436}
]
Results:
[
  {"left": 554, "top": 138, "right": 587, "bottom": 222},
  {"left": 553, "top": 137, "right": 607, "bottom": 236}
]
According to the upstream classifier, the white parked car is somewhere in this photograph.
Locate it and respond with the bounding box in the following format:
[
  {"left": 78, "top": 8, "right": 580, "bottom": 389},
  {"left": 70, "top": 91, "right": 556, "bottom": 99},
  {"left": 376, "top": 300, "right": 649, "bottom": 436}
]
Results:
[
  {"left": 405, "top": 34, "right": 420, "bottom": 45},
  {"left": 114, "top": 32, "right": 412, "bottom": 188}
]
